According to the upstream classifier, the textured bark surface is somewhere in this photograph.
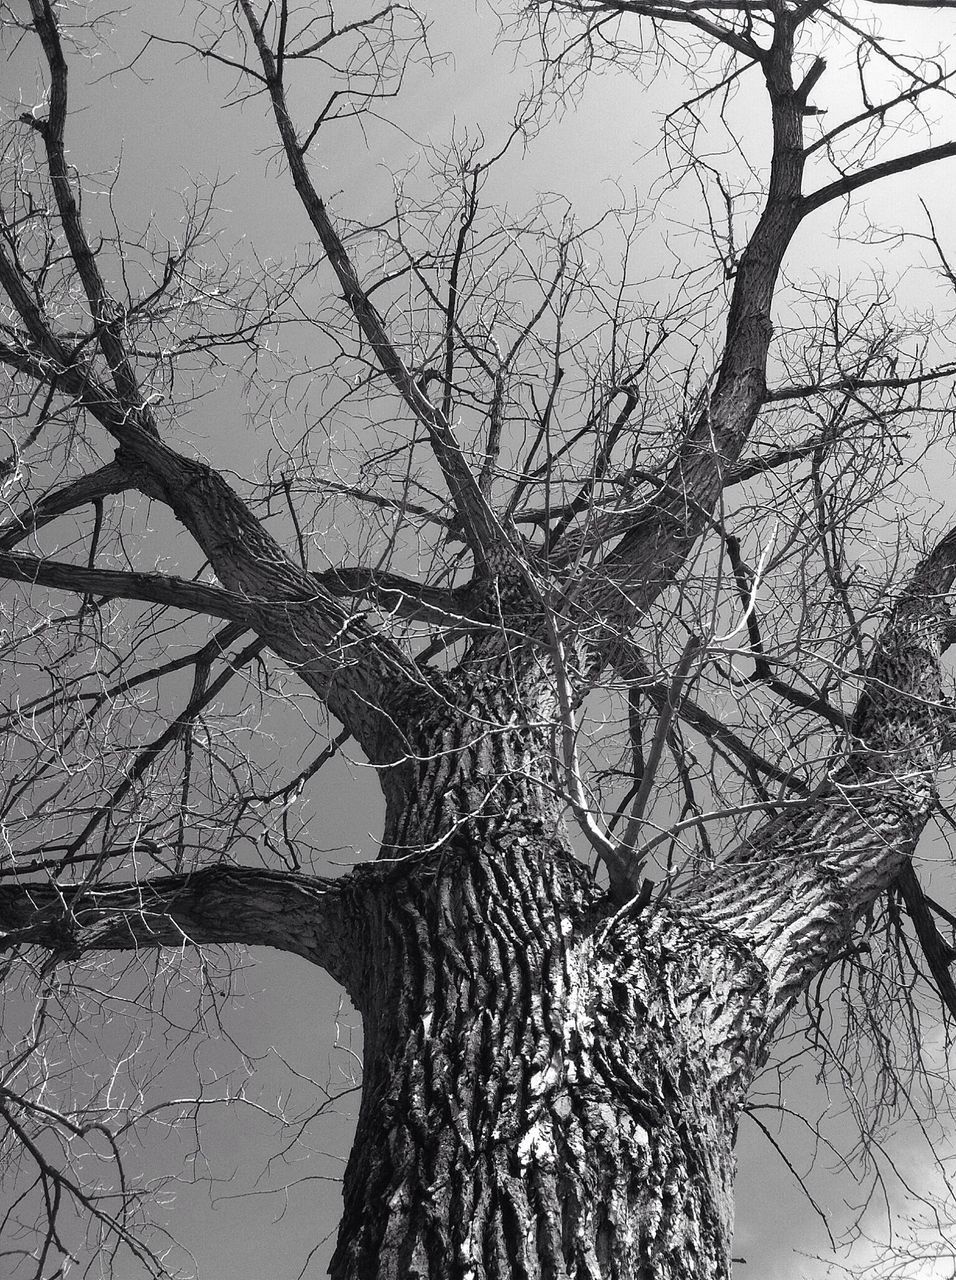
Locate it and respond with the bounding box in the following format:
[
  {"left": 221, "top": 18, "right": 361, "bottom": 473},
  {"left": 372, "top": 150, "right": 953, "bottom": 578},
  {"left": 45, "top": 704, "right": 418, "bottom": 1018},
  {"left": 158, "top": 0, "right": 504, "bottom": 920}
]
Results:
[
  {"left": 3, "top": 562, "right": 953, "bottom": 1278},
  {"left": 327, "top": 570, "right": 956, "bottom": 1280},
  {"left": 337, "top": 827, "right": 768, "bottom": 1280}
]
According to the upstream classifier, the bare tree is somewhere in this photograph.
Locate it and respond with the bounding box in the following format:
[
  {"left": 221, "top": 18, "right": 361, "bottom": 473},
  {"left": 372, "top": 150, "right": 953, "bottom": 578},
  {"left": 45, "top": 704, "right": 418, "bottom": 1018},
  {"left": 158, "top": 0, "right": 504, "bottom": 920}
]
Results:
[{"left": 4, "top": 1, "right": 956, "bottom": 1276}]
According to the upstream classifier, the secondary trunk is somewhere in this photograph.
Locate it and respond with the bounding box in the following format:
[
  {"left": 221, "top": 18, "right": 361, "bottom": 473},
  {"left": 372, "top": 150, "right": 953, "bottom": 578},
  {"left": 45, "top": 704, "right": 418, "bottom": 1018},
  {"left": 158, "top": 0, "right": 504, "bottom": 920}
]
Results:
[{"left": 333, "top": 800, "right": 770, "bottom": 1280}]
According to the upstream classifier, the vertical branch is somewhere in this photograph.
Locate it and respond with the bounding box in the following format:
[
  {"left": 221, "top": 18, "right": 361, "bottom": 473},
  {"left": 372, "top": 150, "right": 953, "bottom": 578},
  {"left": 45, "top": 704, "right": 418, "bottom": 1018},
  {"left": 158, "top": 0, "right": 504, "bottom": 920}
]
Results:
[
  {"left": 579, "top": 9, "right": 813, "bottom": 633},
  {"left": 236, "top": 0, "right": 504, "bottom": 568},
  {"left": 628, "top": 681, "right": 645, "bottom": 794},
  {"left": 26, "top": 0, "right": 154, "bottom": 417},
  {"left": 619, "top": 636, "right": 704, "bottom": 854},
  {"left": 810, "top": 434, "right": 868, "bottom": 672},
  {"left": 546, "top": 388, "right": 639, "bottom": 551},
  {"left": 442, "top": 171, "right": 479, "bottom": 427},
  {"left": 479, "top": 353, "right": 506, "bottom": 500}
]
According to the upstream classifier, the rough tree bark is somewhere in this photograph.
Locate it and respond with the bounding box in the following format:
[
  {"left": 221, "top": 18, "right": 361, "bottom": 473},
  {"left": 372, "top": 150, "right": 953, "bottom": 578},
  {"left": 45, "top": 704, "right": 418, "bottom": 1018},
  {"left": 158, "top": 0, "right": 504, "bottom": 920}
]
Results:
[
  {"left": 3, "top": 2, "right": 956, "bottom": 1278},
  {"left": 5, "top": 546, "right": 954, "bottom": 1278}
]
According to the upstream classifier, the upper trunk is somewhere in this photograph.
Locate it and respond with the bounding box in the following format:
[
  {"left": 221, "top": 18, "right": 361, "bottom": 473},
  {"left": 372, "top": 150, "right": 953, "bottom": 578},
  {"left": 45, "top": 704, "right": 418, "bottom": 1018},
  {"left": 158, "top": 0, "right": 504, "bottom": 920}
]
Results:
[
  {"left": 335, "top": 742, "right": 771, "bottom": 1280},
  {"left": 329, "top": 569, "right": 956, "bottom": 1279}
]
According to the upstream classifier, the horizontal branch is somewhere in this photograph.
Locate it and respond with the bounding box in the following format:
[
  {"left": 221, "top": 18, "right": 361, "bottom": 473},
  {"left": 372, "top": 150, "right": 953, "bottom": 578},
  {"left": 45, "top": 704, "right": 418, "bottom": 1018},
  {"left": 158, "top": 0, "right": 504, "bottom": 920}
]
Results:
[
  {"left": 0, "top": 550, "right": 248, "bottom": 620},
  {"left": 315, "top": 566, "right": 480, "bottom": 627},
  {"left": 582, "top": 0, "right": 764, "bottom": 58},
  {"left": 862, "top": 1, "right": 956, "bottom": 6},
  {"left": 766, "top": 364, "right": 956, "bottom": 403},
  {"left": 0, "top": 865, "right": 362, "bottom": 991},
  {"left": 312, "top": 479, "right": 452, "bottom": 529}
]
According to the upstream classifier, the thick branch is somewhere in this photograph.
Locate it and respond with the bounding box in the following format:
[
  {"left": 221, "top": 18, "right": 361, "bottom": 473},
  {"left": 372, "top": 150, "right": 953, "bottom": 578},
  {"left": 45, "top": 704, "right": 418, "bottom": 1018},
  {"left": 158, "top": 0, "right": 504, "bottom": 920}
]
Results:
[
  {"left": 677, "top": 522, "right": 956, "bottom": 1020},
  {"left": 0, "top": 320, "right": 428, "bottom": 754},
  {"left": 579, "top": 13, "right": 808, "bottom": 636},
  {"left": 803, "top": 141, "right": 956, "bottom": 215},
  {"left": 0, "top": 550, "right": 247, "bottom": 619},
  {"left": 0, "top": 865, "right": 361, "bottom": 991},
  {"left": 0, "top": 8, "right": 434, "bottom": 766}
]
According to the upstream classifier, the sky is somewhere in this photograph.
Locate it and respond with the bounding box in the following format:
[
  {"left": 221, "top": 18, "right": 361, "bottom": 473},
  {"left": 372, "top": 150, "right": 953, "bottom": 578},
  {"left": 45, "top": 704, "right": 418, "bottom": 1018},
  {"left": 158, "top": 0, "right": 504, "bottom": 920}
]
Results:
[{"left": 4, "top": 1, "right": 956, "bottom": 1278}]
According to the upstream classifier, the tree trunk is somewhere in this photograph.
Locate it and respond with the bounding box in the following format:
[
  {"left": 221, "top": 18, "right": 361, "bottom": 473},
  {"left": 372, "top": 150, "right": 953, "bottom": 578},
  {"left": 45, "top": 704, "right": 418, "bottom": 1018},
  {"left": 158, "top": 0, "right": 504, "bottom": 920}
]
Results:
[{"left": 335, "top": 763, "right": 769, "bottom": 1280}]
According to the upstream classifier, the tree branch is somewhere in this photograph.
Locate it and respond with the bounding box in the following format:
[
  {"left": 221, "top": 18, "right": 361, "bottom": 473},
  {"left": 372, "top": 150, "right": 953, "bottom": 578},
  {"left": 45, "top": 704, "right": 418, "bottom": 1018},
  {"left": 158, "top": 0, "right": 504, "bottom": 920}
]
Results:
[
  {"left": 236, "top": 0, "right": 506, "bottom": 572},
  {"left": 626, "top": 652, "right": 814, "bottom": 794},
  {"left": 27, "top": 0, "right": 148, "bottom": 408},
  {"left": 314, "top": 566, "right": 480, "bottom": 627},
  {"left": 721, "top": 532, "right": 848, "bottom": 730},
  {"left": 803, "top": 141, "right": 956, "bottom": 215},
  {"left": 52, "top": 633, "right": 266, "bottom": 872},
  {"left": 0, "top": 6, "right": 441, "bottom": 769},
  {"left": 577, "top": 0, "right": 765, "bottom": 59},
  {"left": 677, "top": 520, "right": 956, "bottom": 1021},
  {"left": 0, "top": 551, "right": 248, "bottom": 619},
  {"left": 571, "top": 11, "right": 809, "bottom": 644},
  {"left": 0, "top": 460, "right": 137, "bottom": 550},
  {"left": 0, "top": 295, "right": 425, "bottom": 757},
  {"left": 0, "top": 865, "right": 361, "bottom": 991},
  {"left": 895, "top": 860, "right": 956, "bottom": 1021}
]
